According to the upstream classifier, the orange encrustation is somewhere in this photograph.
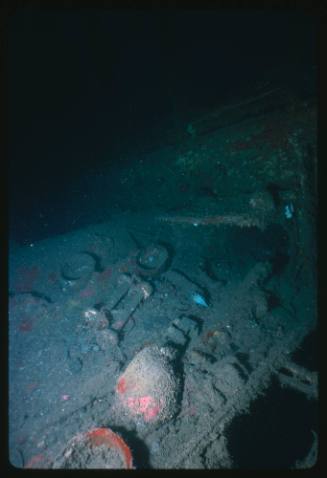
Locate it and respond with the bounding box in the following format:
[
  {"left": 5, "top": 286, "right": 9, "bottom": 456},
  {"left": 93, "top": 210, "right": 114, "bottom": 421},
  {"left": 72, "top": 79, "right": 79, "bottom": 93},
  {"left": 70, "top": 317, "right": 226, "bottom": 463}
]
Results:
[
  {"left": 116, "top": 377, "right": 127, "bottom": 394},
  {"left": 86, "top": 427, "right": 133, "bottom": 469}
]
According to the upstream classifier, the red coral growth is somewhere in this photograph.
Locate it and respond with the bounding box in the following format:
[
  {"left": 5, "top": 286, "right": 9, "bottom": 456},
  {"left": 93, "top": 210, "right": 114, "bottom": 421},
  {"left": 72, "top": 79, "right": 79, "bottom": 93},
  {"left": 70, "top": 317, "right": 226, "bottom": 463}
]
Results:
[
  {"left": 25, "top": 453, "right": 50, "bottom": 469},
  {"left": 116, "top": 377, "right": 127, "bottom": 394},
  {"left": 126, "top": 395, "right": 161, "bottom": 422},
  {"left": 86, "top": 428, "right": 133, "bottom": 469}
]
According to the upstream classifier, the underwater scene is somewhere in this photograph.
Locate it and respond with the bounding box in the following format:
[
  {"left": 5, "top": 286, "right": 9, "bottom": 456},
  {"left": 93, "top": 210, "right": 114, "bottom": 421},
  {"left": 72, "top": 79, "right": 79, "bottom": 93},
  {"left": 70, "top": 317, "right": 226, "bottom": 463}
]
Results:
[{"left": 8, "top": 9, "right": 318, "bottom": 470}]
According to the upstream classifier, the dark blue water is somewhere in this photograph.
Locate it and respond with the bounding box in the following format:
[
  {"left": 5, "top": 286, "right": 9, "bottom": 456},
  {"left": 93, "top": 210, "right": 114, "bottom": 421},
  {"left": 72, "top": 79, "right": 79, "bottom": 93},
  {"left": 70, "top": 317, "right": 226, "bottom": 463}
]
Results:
[{"left": 226, "top": 376, "right": 318, "bottom": 469}]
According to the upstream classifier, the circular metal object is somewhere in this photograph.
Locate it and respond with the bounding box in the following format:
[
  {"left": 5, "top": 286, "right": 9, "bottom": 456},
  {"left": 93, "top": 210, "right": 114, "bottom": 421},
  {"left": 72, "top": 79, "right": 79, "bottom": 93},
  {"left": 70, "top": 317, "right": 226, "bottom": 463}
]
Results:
[
  {"left": 136, "top": 244, "right": 169, "bottom": 277},
  {"left": 52, "top": 427, "right": 133, "bottom": 469},
  {"left": 61, "top": 252, "right": 95, "bottom": 281}
]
